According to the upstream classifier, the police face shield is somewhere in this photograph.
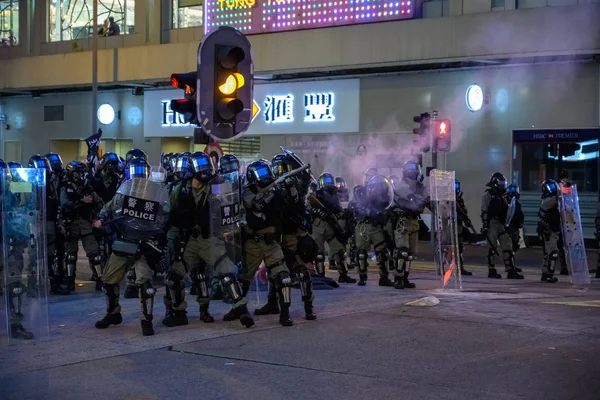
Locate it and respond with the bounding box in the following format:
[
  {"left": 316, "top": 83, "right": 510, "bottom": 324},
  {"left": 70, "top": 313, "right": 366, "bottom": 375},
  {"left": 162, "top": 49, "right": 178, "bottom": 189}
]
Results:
[
  {"left": 271, "top": 161, "right": 288, "bottom": 178},
  {"left": 46, "top": 154, "right": 63, "bottom": 172},
  {"left": 251, "top": 164, "right": 274, "bottom": 186},
  {"left": 319, "top": 174, "right": 335, "bottom": 189},
  {"left": 497, "top": 179, "right": 507, "bottom": 193},
  {"left": 175, "top": 156, "right": 193, "bottom": 181},
  {"left": 191, "top": 155, "right": 215, "bottom": 182},
  {"left": 404, "top": 164, "right": 424, "bottom": 183},
  {"left": 367, "top": 176, "right": 394, "bottom": 212},
  {"left": 543, "top": 181, "right": 558, "bottom": 196},
  {"left": 127, "top": 164, "right": 150, "bottom": 180},
  {"left": 71, "top": 170, "right": 87, "bottom": 185},
  {"left": 32, "top": 158, "right": 53, "bottom": 178}
]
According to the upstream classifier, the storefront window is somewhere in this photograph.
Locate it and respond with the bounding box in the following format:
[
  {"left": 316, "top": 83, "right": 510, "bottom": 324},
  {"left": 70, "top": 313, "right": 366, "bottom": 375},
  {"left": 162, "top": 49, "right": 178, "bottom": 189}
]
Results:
[
  {"left": 173, "top": 0, "right": 203, "bottom": 29},
  {"left": 48, "top": 0, "right": 136, "bottom": 42},
  {"left": 0, "top": 0, "right": 18, "bottom": 47}
]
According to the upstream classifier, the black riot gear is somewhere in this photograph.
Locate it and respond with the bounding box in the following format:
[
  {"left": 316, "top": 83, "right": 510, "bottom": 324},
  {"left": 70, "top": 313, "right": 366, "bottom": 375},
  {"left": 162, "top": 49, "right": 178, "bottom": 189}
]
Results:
[
  {"left": 126, "top": 157, "right": 151, "bottom": 180},
  {"left": 402, "top": 160, "right": 424, "bottom": 183},
  {"left": 100, "top": 153, "right": 121, "bottom": 175},
  {"left": 0, "top": 159, "right": 6, "bottom": 169},
  {"left": 318, "top": 173, "right": 336, "bottom": 190},
  {"left": 190, "top": 151, "right": 216, "bottom": 183},
  {"left": 271, "top": 154, "right": 290, "bottom": 178},
  {"left": 65, "top": 161, "right": 88, "bottom": 185},
  {"left": 219, "top": 154, "right": 240, "bottom": 174},
  {"left": 29, "top": 155, "right": 53, "bottom": 177},
  {"left": 7, "top": 161, "right": 22, "bottom": 168},
  {"left": 246, "top": 160, "right": 275, "bottom": 187},
  {"left": 125, "top": 149, "right": 147, "bottom": 165},
  {"left": 174, "top": 153, "right": 195, "bottom": 181},
  {"left": 363, "top": 168, "right": 378, "bottom": 185},
  {"left": 335, "top": 177, "right": 349, "bottom": 202},
  {"left": 541, "top": 179, "right": 558, "bottom": 198},
  {"left": 162, "top": 153, "right": 174, "bottom": 172},
  {"left": 506, "top": 184, "right": 520, "bottom": 201},
  {"left": 486, "top": 172, "right": 507, "bottom": 193}
]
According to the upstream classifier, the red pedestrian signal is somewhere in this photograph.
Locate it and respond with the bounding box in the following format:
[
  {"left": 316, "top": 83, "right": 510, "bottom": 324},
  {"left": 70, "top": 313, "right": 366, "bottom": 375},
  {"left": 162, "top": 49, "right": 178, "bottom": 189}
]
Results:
[{"left": 435, "top": 119, "right": 451, "bottom": 152}]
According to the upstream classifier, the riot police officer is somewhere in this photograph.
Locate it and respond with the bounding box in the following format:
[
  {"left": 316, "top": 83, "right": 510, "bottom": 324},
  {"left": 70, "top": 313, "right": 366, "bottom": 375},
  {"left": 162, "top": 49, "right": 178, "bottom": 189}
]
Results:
[
  {"left": 163, "top": 152, "right": 254, "bottom": 328},
  {"left": 537, "top": 180, "right": 564, "bottom": 283},
  {"left": 506, "top": 184, "right": 525, "bottom": 254},
  {"left": 454, "top": 179, "right": 473, "bottom": 276},
  {"left": 230, "top": 160, "right": 295, "bottom": 326},
  {"left": 336, "top": 177, "right": 350, "bottom": 203},
  {"left": 310, "top": 173, "right": 356, "bottom": 284},
  {"left": 258, "top": 153, "right": 317, "bottom": 320},
  {"left": 354, "top": 171, "right": 395, "bottom": 287},
  {"left": 61, "top": 161, "right": 104, "bottom": 291},
  {"left": 389, "top": 161, "right": 428, "bottom": 289},
  {"left": 29, "top": 155, "right": 69, "bottom": 295},
  {"left": 93, "top": 158, "right": 168, "bottom": 336},
  {"left": 596, "top": 195, "right": 600, "bottom": 279},
  {"left": 481, "top": 173, "right": 523, "bottom": 279}
]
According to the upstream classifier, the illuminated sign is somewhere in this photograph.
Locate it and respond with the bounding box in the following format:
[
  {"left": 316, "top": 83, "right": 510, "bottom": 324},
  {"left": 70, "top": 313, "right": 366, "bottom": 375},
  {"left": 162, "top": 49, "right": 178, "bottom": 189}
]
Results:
[
  {"left": 205, "top": 0, "right": 416, "bottom": 35},
  {"left": 466, "top": 84, "right": 483, "bottom": 112},
  {"left": 304, "top": 92, "right": 335, "bottom": 122},
  {"left": 264, "top": 94, "right": 294, "bottom": 123},
  {"left": 161, "top": 100, "right": 191, "bottom": 127}
]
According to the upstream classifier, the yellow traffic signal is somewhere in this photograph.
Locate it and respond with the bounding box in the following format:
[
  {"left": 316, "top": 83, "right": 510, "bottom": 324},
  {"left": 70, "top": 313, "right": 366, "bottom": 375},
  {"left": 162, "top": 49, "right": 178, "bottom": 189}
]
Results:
[{"left": 218, "top": 73, "right": 245, "bottom": 95}]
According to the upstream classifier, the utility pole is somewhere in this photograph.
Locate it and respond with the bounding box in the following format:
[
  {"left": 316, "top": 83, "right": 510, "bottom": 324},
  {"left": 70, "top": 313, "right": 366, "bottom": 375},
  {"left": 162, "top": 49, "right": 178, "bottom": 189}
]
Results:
[
  {"left": 92, "top": 0, "right": 99, "bottom": 139},
  {"left": 431, "top": 110, "right": 438, "bottom": 274}
]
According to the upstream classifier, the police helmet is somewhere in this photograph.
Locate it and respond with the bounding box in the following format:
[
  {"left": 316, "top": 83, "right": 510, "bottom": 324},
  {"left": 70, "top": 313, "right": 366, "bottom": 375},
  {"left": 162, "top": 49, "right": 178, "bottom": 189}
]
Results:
[
  {"left": 455, "top": 178, "right": 462, "bottom": 196},
  {"left": 506, "top": 184, "right": 520, "bottom": 199},
  {"left": 318, "top": 173, "right": 336, "bottom": 190},
  {"left": 66, "top": 161, "right": 87, "bottom": 184},
  {"left": 220, "top": 154, "right": 240, "bottom": 174},
  {"left": 486, "top": 172, "right": 507, "bottom": 192},
  {"left": 127, "top": 157, "right": 150, "bottom": 180},
  {"left": 29, "top": 155, "right": 53, "bottom": 177},
  {"left": 174, "top": 153, "right": 194, "bottom": 181},
  {"left": 170, "top": 153, "right": 181, "bottom": 173},
  {"left": 100, "top": 152, "right": 121, "bottom": 174},
  {"left": 366, "top": 175, "right": 394, "bottom": 212},
  {"left": 541, "top": 179, "right": 558, "bottom": 198},
  {"left": 363, "top": 168, "right": 378, "bottom": 186},
  {"left": 402, "top": 160, "right": 424, "bottom": 183},
  {"left": 0, "top": 159, "right": 6, "bottom": 169},
  {"left": 44, "top": 153, "right": 64, "bottom": 173},
  {"left": 7, "top": 161, "right": 22, "bottom": 168},
  {"left": 190, "top": 152, "right": 216, "bottom": 183},
  {"left": 335, "top": 177, "right": 347, "bottom": 191},
  {"left": 271, "top": 154, "right": 290, "bottom": 178},
  {"left": 125, "top": 149, "right": 147, "bottom": 166},
  {"left": 162, "top": 153, "right": 174, "bottom": 172},
  {"left": 246, "top": 160, "right": 275, "bottom": 186}
]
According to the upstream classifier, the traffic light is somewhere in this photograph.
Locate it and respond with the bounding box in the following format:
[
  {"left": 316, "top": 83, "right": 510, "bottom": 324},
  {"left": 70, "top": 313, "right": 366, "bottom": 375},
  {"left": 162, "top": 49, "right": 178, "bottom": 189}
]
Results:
[
  {"left": 169, "top": 72, "right": 197, "bottom": 124},
  {"left": 435, "top": 119, "right": 452, "bottom": 152},
  {"left": 413, "top": 112, "right": 431, "bottom": 153},
  {"left": 197, "top": 26, "right": 253, "bottom": 142}
]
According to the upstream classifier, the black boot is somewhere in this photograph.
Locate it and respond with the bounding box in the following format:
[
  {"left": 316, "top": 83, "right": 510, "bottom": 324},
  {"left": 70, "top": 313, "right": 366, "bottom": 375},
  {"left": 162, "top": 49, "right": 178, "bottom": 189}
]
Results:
[
  {"left": 254, "top": 280, "right": 279, "bottom": 315},
  {"left": 357, "top": 273, "right": 367, "bottom": 286},
  {"left": 488, "top": 268, "right": 501, "bottom": 279},
  {"left": 124, "top": 284, "right": 139, "bottom": 298},
  {"left": 199, "top": 305, "right": 215, "bottom": 323},
  {"left": 507, "top": 269, "right": 524, "bottom": 279},
  {"left": 460, "top": 268, "right": 473, "bottom": 276},
  {"left": 596, "top": 269, "right": 600, "bottom": 279},
  {"left": 11, "top": 324, "right": 33, "bottom": 340},
  {"left": 223, "top": 308, "right": 238, "bottom": 321},
  {"left": 279, "top": 306, "right": 293, "bottom": 327},
  {"left": 378, "top": 277, "right": 394, "bottom": 287},
  {"left": 162, "top": 310, "right": 189, "bottom": 327},
  {"left": 394, "top": 276, "right": 404, "bottom": 289},
  {"left": 236, "top": 304, "right": 255, "bottom": 328},
  {"left": 95, "top": 313, "right": 123, "bottom": 329},
  {"left": 541, "top": 272, "right": 558, "bottom": 283},
  {"left": 560, "top": 268, "right": 569, "bottom": 276},
  {"left": 403, "top": 272, "right": 416, "bottom": 289},
  {"left": 141, "top": 320, "right": 154, "bottom": 336},
  {"left": 304, "top": 300, "right": 317, "bottom": 320},
  {"left": 338, "top": 273, "right": 357, "bottom": 283}
]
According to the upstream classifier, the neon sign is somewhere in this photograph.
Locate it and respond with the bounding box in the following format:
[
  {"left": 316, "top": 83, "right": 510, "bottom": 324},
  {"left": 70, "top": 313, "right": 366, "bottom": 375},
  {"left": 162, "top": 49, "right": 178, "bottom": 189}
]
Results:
[
  {"left": 304, "top": 92, "right": 335, "bottom": 122},
  {"left": 264, "top": 94, "right": 294, "bottom": 123},
  {"left": 205, "top": 0, "right": 416, "bottom": 35}
]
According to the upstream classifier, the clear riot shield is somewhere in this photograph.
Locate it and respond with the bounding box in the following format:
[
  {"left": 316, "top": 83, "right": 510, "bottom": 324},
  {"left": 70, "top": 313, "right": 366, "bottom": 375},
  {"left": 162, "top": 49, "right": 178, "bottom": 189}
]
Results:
[
  {"left": 429, "top": 169, "right": 462, "bottom": 290},
  {"left": 208, "top": 171, "right": 243, "bottom": 291},
  {"left": 557, "top": 184, "right": 590, "bottom": 286},
  {"left": 1, "top": 168, "right": 50, "bottom": 345}
]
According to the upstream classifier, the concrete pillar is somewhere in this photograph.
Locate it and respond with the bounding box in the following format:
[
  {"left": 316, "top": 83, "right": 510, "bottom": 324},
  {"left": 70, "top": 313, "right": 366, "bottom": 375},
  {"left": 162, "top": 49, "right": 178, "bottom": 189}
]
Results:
[
  {"left": 448, "top": 0, "right": 464, "bottom": 15},
  {"left": 146, "top": 0, "right": 162, "bottom": 44}
]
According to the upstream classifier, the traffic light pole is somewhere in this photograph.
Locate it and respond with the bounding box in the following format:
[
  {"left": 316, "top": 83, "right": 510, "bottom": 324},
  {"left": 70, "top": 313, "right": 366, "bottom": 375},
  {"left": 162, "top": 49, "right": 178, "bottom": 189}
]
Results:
[
  {"left": 91, "top": 0, "right": 98, "bottom": 139},
  {"left": 431, "top": 110, "right": 438, "bottom": 274}
]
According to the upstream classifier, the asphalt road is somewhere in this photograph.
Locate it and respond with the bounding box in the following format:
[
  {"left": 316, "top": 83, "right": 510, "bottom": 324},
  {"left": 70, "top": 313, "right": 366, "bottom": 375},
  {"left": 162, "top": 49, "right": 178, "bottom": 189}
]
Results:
[{"left": 2, "top": 265, "right": 600, "bottom": 400}]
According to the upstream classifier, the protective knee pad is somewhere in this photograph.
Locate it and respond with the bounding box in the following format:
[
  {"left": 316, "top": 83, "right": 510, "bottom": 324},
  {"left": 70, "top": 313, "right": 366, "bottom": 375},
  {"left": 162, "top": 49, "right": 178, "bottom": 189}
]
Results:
[
  {"left": 486, "top": 249, "right": 495, "bottom": 268},
  {"left": 191, "top": 268, "right": 210, "bottom": 298},
  {"left": 335, "top": 251, "right": 348, "bottom": 273},
  {"left": 275, "top": 271, "right": 293, "bottom": 307},
  {"left": 173, "top": 238, "right": 187, "bottom": 262},
  {"left": 221, "top": 274, "right": 244, "bottom": 303},
  {"left": 65, "top": 252, "right": 77, "bottom": 277},
  {"left": 315, "top": 254, "right": 325, "bottom": 275},
  {"left": 139, "top": 281, "right": 155, "bottom": 320},
  {"left": 297, "top": 266, "right": 313, "bottom": 300},
  {"left": 88, "top": 253, "right": 103, "bottom": 277},
  {"left": 8, "top": 282, "right": 24, "bottom": 317},
  {"left": 502, "top": 250, "right": 515, "bottom": 270},
  {"left": 546, "top": 250, "right": 559, "bottom": 273},
  {"left": 357, "top": 250, "right": 368, "bottom": 273},
  {"left": 394, "top": 247, "right": 409, "bottom": 273},
  {"left": 102, "top": 283, "right": 120, "bottom": 312},
  {"left": 165, "top": 272, "right": 185, "bottom": 307}
]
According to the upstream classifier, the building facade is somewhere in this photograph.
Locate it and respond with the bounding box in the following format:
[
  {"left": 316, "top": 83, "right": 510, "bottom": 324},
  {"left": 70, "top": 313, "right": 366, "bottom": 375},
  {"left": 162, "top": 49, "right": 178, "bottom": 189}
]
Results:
[{"left": 0, "top": 0, "right": 599, "bottom": 237}]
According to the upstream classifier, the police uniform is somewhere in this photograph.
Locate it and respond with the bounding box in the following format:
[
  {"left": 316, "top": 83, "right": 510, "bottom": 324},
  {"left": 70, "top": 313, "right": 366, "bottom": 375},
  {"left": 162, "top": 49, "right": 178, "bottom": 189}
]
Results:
[
  {"left": 595, "top": 201, "right": 600, "bottom": 278},
  {"left": 537, "top": 180, "right": 564, "bottom": 283},
  {"left": 480, "top": 173, "right": 523, "bottom": 279},
  {"left": 60, "top": 165, "right": 104, "bottom": 290}
]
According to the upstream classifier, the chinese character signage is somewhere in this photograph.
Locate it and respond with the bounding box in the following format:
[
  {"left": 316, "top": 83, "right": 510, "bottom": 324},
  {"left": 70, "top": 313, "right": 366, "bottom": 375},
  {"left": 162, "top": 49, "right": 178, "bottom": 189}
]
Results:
[
  {"left": 121, "top": 196, "right": 160, "bottom": 221},
  {"left": 205, "top": 0, "right": 416, "bottom": 35},
  {"left": 221, "top": 203, "right": 241, "bottom": 226},
  {"left": 143, "top": 79, "right": 359, "bottom": 137}
]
